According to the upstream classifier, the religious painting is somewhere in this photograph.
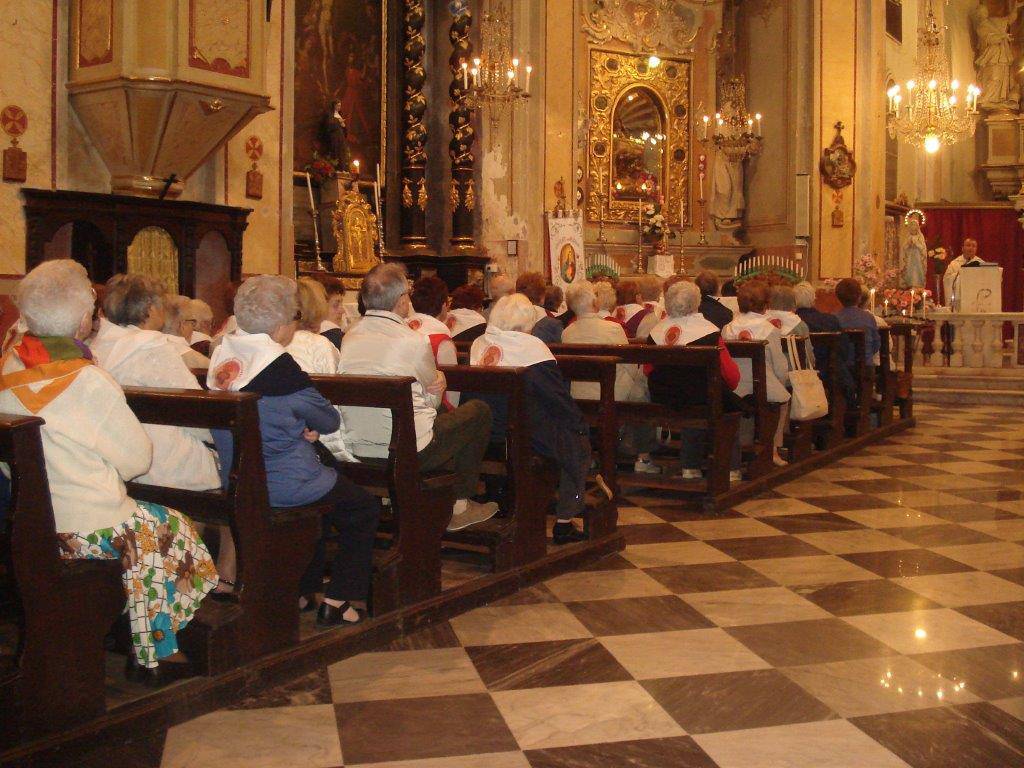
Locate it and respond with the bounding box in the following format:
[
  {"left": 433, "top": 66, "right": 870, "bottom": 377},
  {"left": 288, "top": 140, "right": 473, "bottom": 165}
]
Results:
[
  {"left": 611, "top": 87, "right": 665, "bottom": 204},
  {"left": 294, "top": 0, "right": 385, "bottom": 174}
]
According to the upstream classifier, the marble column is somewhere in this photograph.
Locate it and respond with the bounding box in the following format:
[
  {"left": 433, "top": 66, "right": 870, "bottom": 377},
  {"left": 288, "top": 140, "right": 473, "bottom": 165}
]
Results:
[
  {"left": 399, "top": 0, "right": 429, "bottom": 250},
  {"left": 448, "top": 1, "right": 476, "bottom": 253}
]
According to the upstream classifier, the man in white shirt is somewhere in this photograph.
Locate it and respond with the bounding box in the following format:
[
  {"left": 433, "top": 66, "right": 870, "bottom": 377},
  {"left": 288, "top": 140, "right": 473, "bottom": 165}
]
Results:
[
  {"left": 943, "top": 237, "right": 990, "bottom": 307},
  {"left": 338, "top": 263, "right": 498, "bottom": 531}
]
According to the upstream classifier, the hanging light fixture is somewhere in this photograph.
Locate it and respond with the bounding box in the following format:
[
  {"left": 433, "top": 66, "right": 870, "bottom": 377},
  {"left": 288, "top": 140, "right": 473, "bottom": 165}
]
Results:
[{"left": 886, "top": 0, "right": 979, "bottom": 154}]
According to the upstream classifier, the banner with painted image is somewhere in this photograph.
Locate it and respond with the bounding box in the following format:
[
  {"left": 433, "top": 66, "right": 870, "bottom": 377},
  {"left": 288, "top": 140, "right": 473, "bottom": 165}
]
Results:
[{"left": 546, "top": 211, "right": 585, "bottom": 290}]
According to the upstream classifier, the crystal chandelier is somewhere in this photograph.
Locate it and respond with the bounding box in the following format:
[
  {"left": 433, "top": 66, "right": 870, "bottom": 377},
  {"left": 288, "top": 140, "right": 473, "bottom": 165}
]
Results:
[
  {"left": 464, "top": 0, "right": 531, "bottom": 149},
  {"left": 885, "top": 0, "right": 979, "bottom": 154},
  {"left": 700, "top": 77, "right": 763, "bottom": 163}
]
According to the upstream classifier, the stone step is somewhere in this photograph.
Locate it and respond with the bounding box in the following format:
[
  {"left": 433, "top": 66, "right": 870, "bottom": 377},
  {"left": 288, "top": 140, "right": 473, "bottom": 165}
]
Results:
[
  {"left": 914, "top": 386, "right": 1024, "bottom": 406},
  {"left": 913, "top": 375, "right": 1024, "bottom": 392}
]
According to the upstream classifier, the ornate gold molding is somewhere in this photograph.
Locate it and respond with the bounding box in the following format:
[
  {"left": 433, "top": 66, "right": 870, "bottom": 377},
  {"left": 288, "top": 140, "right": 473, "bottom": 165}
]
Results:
[
  {"left": 580, "top": 0, "right": 706, "bottom": 54},
  {"left": 331, "top": 188, "right": 381, "bottom": 275},
  {"left": 586, "top": 49, "right": 691, "bottom": 227}
]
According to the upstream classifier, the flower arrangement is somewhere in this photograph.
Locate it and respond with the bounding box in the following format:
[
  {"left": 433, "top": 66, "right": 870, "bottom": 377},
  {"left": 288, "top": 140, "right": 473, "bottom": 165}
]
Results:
[
  {"left": 852, "top": 252, "right": 898, "bottom": 291},
  {"left": 305, "top": 151, "right": 339, "bottom": 183},
  {"left": 734, "top": 267, "right": 802, "bottom": 288},
  {"left": 587, "top": 263, "right": 620, "bottom": 281},
  {"left": 881, "top": 287, "right": 931, "bottom": 313},
  {"left": 642, "top": 204, "right": 668, "bottom": 239},
  {"left": 928, "top": 246, "right": 948, "bottom": 262}
]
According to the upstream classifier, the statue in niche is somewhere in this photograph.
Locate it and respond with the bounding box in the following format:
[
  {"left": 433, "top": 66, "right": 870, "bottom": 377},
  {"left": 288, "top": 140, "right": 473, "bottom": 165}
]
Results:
[
  {"left": 320, "top": 100, "right": 351, "bottom": 167},
  {"left": 971, "top": 0, "right": 1021, "bottom": 112},
  {"left": 709, "top": 153, "right": 744, "bottom": 241},
  {"left": 900, "top": 210, "right": 928, "bottom": 288}
]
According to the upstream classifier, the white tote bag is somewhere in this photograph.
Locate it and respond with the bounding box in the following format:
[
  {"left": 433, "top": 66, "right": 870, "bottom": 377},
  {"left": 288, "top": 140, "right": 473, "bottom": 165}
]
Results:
[{"left": 785, "top": 335, "right": 829, "bottom": 421}]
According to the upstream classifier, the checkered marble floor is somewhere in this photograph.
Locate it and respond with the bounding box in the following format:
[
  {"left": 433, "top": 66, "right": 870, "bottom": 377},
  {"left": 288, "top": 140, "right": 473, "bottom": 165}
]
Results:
[{"left": 157, "top": 404, "right": 1024, "bottom": 768}]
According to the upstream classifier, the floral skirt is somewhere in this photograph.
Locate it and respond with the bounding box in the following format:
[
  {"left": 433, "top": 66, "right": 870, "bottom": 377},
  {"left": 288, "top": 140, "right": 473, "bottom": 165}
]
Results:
[{"left": 58, "top": 500, "right": 218, "bottom": 668}]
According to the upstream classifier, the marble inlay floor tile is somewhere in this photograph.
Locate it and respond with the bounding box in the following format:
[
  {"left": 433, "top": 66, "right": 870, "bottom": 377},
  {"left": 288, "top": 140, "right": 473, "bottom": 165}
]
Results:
[
  {"left": 745, "top": 554, "right": 881, "bottom": 587},
  {"left": 491, "top": 681, "right": 684, "bottom": 750},
  {"left": 840, "top": 548, "right": 974, "bottom": 579},
  {"left": 801, "top": 495, "right": 894, "bottom": 512},
  {"left": 995, "top": 567, "right": 1024, "bottom": 587},
  {"left": 705, "top": 534, "right": 827, "bottom": 561},
  {"left": 993, "top": 695, "right": 1024, "bottom": 721},
  {"left": 844, "top": 609, "right": 1017, "bottom": 655},
  {"left": 522, "top": 736, "right": 718, "bottom": 768},
  {"left": 573, "top": 553, "right": 636, "bottom": 573},
  {"left": 643, "top": 669, "right": 836, "bottom": 734},
  {"left": 465, "top": 639, "right": 631, "bottom": 691},
  {"left": 956, "top": 602, "right": 1024, "bottom": 643},
  {"left": 335, "top": 694, "right": 518, "bottom": 764},
  {"left": 835, "top": 507, "right": 946, "bottom": 529},
  {"left": 645, "top": 561, "right": 777, "bottom": 594},
  {"left": 924, "top": 460, "right": 1015, "bottom": 475},
  {"left": 886, "top": 524, "right": 999, "bottom": 548},
  {"left": 836, "top": 478, "right": 925, "bottom": 495},
  {"left": 450, "top": 604, "right": 592, "bottom": 647},
  {"left": 161, "top": 705, "right": 343, "bottom": 768},
  {"left": 564, "top": 594, "right": 714, "bottom": 636},
  {"left": 850, "top": 705, "right": 1024, "bottom": 768},
  {"left": 764, "top": 512, "right": 868, "bottom": 534},
  {"left": 840, "top": 454, "right": 914, "bottom": 468},
  {"left": 810, "top": 467, "right": 890, "bottom": 482},
  {"left": 801, "top": 579, "right": 941, "bottom": 617},
  {"left": 873, "top": 490, "right": 972, "bottom": 509},
  {"left": 348, "top": 752, "right": 531, "bottom": 768},
  {"left": 619, "top": 522, "right": 695, "bottom": 545},
  {"left": 726, "top": 618, "right": 897, "bottom": 667},
  {"left": 621, "top": 540, "right": 734, "bottom": 568},
  {"left": 775, "top": 479, "right": 862, "bottom": 498},
  {"left": 327, "top": 648, "right": 486, "bottom": 703},
  {"left": 963, "top": 518, "right": 1024, "bottom": 541},
  {"left": 911, "top": 504, "right": 1018, "bottom": 524},
  {"left": 673, "top": 517, "right": 780, "bottom": 540},
  {"left": 905, "top": 474, "right": 994, "bottom": 492},
  {"left": 732, "top": 497, "right": 828, "bottom": 517},
  {"left": 895, "top": 572, "right": 1024, "bottom": 608},
  {"left": 932, "top": 542, "right": 1024, "bottom": 571},
  {"left": 615, "top": 506, "right": 667, "bottom": 526},
  {"left": 991, "top": 499, "right": 1024, "bottom": 515},
  {"left": 682, "top": 586, "right": 832, "bottom": 627},
  {"left": 383, "top": 621, "right": 463, "bottom": 652},
  {"left": 693, "top": 719, "right": 910, "bottom": 768},
  {"left": 795, "top": 529, "right": 913, "bottom": 555},
  {"left": 600, "top": 628, "right": 770, "bottom": 679},
  {"left": 228, "top": 669, "right": 333, "bottom": 711},
  {"left": 781, "top": 655, "right": 979, "bottom": 718},
  {"left": 543, "top": 569, "right": 672, "bottom": 603}
]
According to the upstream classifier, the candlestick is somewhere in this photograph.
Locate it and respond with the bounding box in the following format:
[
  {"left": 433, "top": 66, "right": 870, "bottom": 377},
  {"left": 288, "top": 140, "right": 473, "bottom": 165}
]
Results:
[
  {"left": 869, "top": 287, "right": 876, "bottom": 314},
  {"left": 755, "top": 112, "right": 762, "bottom": 136},
  {"left": 525, "top": 65, "right": 532, "bottom": 94},
  {"left": 305, "top": 171, "right": 323, "bottom": 270},
  {"left": 351, "top": 159, "right": 360, "bottom": 176},
  {"left": 702, "top": 114, "right": 709, "bottom": 140},
  {"left": 305, "top": 171, "right": 316, "bottom": 212},
  {"left": 909, "top": 289, "right": 916, "bottom": 317},
  {"left": 461, "top": 61, "right": 468, "bottom": 90},
  {"left": 471, "top": 67, "right": 479, "bottom": 88},
  {"left": 512, "top": 58, "right": 519, "bottom": 88}
]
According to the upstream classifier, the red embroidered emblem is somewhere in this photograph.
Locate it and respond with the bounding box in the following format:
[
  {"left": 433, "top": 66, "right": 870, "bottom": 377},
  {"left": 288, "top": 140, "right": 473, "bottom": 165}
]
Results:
[
  {"left": 664, "top": 326, "right": 681, "bottom": 345},
  {"left": 615, "top": 307, "right": 626, "bottom": 321},
  {"left": 445, "top": 316, "right": 456, "bottom": 331},
  {"left": 738, "top": 330, "right": 753, "bottom": 341},
  {"left": 769, "top": 318, "right": 782, "bottom": 329},
  {"left": 479, "top": 345, "right": 503, "bottom": 366},
  {"left": 408, "top": 319, "right": 422, "bottom": 331},
  {"left": 212, "top": 359, "right": 241, "bottom": 390}
]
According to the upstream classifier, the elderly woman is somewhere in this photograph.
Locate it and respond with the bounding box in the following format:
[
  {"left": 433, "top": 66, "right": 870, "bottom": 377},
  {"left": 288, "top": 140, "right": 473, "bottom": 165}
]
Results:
[
  {"left": 768, "top": 284, "right": 814, "bottom": 367},
  {"left": 0, "top": 260, "right": 217, "bottom": 683},
  {"left": 722, "top": 280, "right": 791, "bottom": 465},
  {"left": 209, "top": 275, "right": 380, "bottom": 627},
  {"left": 647, "top": 281, "right": 743, "bottom": 483},
  {"left": 562, "top": 281, "right": 658, "bottom": 474},
  {"left": 794, "top": 281, "right": 857, "bottom": 408},
  {"left": 471, "top": 294, "right": 590, "bottom": 544},
  {"left": 446, "top": 284, "right": 487, "bottom": 341},
  {"left": 614, "top": 279, "right": 651, "bottom": 339},
  {"left": 593, "top": 281, "right": 622, "bottom": 324},
  {"left": 408, "top": 276, "right": 459, "bottom": 410},
  {"left": 163, "top": 294, "right": 211, "bottom": 369},
  {"left": 188, "top": 298, "right": 214, "bottom": 357}
]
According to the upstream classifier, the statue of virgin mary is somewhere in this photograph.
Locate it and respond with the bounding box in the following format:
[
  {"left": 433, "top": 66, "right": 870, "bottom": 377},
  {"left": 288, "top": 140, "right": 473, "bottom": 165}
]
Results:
[{"left": 901, "top": 211, "right": 927, "bottom": 288}]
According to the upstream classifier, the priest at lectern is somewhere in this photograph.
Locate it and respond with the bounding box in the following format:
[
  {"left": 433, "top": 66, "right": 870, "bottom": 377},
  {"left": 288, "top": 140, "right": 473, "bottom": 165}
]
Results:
[{"left": 943, "top": 238, "right": 998, "bottom": 308}]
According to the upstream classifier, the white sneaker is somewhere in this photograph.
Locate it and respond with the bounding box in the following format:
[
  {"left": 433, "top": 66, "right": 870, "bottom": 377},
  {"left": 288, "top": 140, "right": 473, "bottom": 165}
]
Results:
[
  {"left": 634, "top": 458, "right": 662, "bottom": 474},
  {"left": 447, "top": 500, "right": 500, "bottom": 531},
  {"left": 679, "top": 468, "right": 703, "bottom": 480},
  {"left": 729, "top": 470, "right": 743, "bottom": 484}
]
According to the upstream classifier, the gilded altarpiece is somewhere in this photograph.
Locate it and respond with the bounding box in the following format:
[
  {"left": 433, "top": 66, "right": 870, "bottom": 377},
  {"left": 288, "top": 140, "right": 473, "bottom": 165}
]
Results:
[{"left": 586, "top": 50, "right": 691, "bottom": 227}]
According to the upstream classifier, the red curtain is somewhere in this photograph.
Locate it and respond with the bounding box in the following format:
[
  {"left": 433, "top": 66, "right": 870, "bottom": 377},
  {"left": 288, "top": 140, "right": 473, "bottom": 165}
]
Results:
[{"left": 922, "top": 206, "right": 1024, "bottom": 312}]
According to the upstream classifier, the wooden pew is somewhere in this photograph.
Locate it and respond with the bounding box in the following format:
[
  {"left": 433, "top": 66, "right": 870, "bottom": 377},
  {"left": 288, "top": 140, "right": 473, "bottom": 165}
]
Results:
[
  {"left": 308, "top": 375, "right": 458, "bottom": 608},
  {"left": 889, "top": 324, "right": 916, "bottom": 420},
  {"left": 437, "top": 365, "right": 555, "bottom": 571},
  {"left": 0, "top": 414, "right": 124, "bottom": 745},
  {"left": 872, "top": 328, "right": 898, "bottom": 426},
  {"left": 784, "top": 336, "right": 818, "bottom": 462},
  {"left": 808, "top": 332, "right": 848, "bottom": 449},
  {"left": 841, "top": 330, "right": 873, "bottom": 436},
  {"left": 124, "top": 388, "right": 323, "bottom": 674},
  {"left": 545, "top": 343, "right": 740, "bottom": 510},
  {"left": 723, "top": 340, "right": 780, "bottom": 478}
]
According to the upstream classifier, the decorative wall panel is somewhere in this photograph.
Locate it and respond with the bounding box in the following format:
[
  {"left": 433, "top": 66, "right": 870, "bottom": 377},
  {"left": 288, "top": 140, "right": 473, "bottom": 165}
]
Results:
[
  {"left": 78, "top": 0, "right": 113, "bottom": 67},
  {"left": 189, "top": 0, "right": 252, "bottom": 77}
]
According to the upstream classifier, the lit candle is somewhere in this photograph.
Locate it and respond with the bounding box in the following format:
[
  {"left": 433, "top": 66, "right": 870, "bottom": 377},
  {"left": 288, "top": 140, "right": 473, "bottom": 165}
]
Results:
[
  {"left": 305, "top": 171, "right": 316, "bottom": 212},
  {"left": 755, "top": 112, "right": 762, "bottom": 136},
  {"left": 702, "top": 114, "right": 710, "bottom": 140},
  {"left": 461, "top": 61, "right": 468, "bottom": 90},
  {"left": 909, "top": 289, "right": 916, "bottom": 316},
  {"left": 471, "top": 67, "right": 479, "bottom": 88},
  {"left": 352, "top": 159, "right": 360, "bottom": 176},
  {"left": 507, "top": 68, "right": 514, "bottom": 85},
  {"left": 525, "top": 65, "right": 532, "bottom": 94},
  {"left": 747, "top": 118, "right": 754, "bottom": 133},
  {"left": 512, "top": 58, "right": 519, "bottom": 88},
  {"left": 870, "top": 287, "right": 876, "bottom": 314},
  {"left": 883, "top": 298, "right": 889, "bottom": 314}
]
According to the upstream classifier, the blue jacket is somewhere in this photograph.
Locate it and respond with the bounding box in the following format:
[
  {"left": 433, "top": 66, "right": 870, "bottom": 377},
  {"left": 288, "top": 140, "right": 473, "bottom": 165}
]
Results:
[
  {"left": 213, "top": 354, "right": 340, "bottom": 507},
  {"left": 834, "top": 306, "right": 881, "bottom": 364}
]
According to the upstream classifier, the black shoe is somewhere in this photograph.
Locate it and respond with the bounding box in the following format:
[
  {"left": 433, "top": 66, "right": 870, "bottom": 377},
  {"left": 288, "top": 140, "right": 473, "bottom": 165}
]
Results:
[
  {"left": 300, "top": 593, "right": 318, "bottom": 612},
  {"left": 316, "top": 601, "right": 366, "bottom": 627},
  {"left": 125, "top": 654, "right": 195, "bottom": 687},
  {"left": 552, "top": 522, "right": 588, "bottom": 545}
]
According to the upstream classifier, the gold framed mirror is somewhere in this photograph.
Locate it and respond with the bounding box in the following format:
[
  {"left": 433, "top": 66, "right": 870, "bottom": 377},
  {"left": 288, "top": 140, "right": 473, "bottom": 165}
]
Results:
[{"left": 587, "top": 50, "right": 691, "bottom": 226}]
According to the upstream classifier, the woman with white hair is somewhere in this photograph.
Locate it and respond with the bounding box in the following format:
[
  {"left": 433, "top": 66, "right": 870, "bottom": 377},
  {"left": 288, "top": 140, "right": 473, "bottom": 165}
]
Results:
[
  {"left": 0, "top": 259, "right": 217, "bottom": 684},
  {"left": 768, "top": 284, "right": 814, "bottom": 367},
  {"left": 593, "top": 281, "right": 619, "bottom": 321},
  {"left": 794, "top": 281, "right": 857, "bottom": 405},
  {"left": 647, "top": 280, "right": 744, "bottom": 483},
  {"left": 209, "top": 275, "right": 380, "bottom": 627},
  {"left": 562, "top": 280, "right": 658, "bottom": 474},
  {"left": 470, "top": 294, "right": 591, "bottom": 545},
  {"left": 163, "top": 294, "right": 211, "bottom": 369}
]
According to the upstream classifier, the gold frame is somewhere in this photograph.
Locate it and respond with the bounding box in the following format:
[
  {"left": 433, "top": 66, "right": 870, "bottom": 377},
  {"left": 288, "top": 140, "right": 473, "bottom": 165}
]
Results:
[
  {"left": 586, "top": 49, "right": 691, "bottom": 227},
  {"left": 331, "top": 187, "right": 380, "bottom": 275}
]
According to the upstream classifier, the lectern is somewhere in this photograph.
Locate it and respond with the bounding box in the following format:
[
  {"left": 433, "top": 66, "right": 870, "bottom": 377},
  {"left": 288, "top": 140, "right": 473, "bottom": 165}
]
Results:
[{"left": 956, "top": 265, "right": 1003, "bottom": 313}]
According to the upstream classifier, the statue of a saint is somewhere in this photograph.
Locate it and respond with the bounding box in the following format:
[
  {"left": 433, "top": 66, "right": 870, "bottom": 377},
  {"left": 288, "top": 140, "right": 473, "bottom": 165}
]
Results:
[
  {"left": 971, "top": 0, "right": 1022, "bottom": 113},
  {"left": 709, "top": 153, "right": 744, "bottom": 239},
  {"left": 320, "top": 100, "right": 351, "bottom": 166},
  {"left": 901, "top": 212, "right": 927, "bottom": 288}
]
